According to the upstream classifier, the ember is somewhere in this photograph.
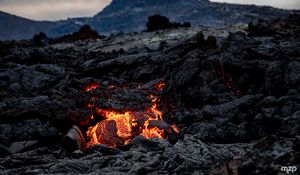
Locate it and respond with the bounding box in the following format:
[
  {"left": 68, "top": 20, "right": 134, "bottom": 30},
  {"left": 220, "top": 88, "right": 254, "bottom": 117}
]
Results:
[
  {"left": 84, "top": 81, "right": 178, "bottom": 147},
  {"left": 84, "top": 83, "right": 100, "bottom": 92},
  {"left": 154, "top": 81, "right": 166, "bottom": 91}
]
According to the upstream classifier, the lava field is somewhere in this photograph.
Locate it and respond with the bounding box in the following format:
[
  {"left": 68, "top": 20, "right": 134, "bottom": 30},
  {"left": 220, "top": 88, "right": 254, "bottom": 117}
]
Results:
[{"left": 0, "top": 14, "right": 299, "bottom": 174}]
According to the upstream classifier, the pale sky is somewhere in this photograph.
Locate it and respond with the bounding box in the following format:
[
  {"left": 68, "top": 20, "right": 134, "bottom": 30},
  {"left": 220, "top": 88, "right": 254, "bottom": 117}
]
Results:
[
  {"left": 0, "top": 0, "right": 112, "bottom": 21},
  {"left": 0, "top": 0, "right": 299, "bottom": 21}
]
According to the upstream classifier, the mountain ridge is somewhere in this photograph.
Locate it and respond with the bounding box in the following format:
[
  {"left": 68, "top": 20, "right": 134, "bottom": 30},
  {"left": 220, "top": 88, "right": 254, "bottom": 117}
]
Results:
[
  {"left": 86, "top": 0, "right": 293, "bottom": 34},
  {"left": 0, "top": 0, "right": 299, "bottom": 40},
  {"left": 0, "top": 11, "right": 55, "bottom": 40}
]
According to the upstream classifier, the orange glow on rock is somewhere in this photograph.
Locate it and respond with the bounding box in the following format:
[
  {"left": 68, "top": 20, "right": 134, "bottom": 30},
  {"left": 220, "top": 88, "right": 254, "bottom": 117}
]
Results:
[
  {"left": 171, "top": 124, "right": 180, "bottom": 133},
  {"left": 84, "top": 83, "right": 100, "bottom": 92},
  {"left": 154, "top": 81, "right": 166, "bottom": 91},
  {"left": 85, "top": 81, "right": 179, "bottom": 147}
]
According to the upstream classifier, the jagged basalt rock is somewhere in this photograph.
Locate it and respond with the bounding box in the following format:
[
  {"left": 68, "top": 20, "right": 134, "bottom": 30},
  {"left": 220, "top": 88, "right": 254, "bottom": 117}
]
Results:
[
  {"left": 54, "top": 25, "right": 104, "bottom": 43},
  {"left": 32, "top": 32, "right": 49, "bottom": 47},
  {"left": 0, "top": 15, "right": 299, "bottom": 174},
  {"left": 146, "top": 15, "right": 191, "bottom": 32},
  {"left": 248, "top": 14, "right": 300, "bottom": 37}
]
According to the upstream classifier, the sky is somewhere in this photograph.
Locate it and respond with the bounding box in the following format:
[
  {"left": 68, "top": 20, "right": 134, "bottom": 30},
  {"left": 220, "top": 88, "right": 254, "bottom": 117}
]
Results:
[
  {"left": 0, "top": 0, "right": 299, "bottom": 21},
  {"left": 0, "top": 0, "right": 112, "bottom": 21}
]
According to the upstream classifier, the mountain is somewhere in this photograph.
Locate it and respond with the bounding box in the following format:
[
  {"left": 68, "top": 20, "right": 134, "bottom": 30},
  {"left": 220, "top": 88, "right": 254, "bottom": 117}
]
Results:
[
  {"left": 79, "top": 0, "right": 294, "bottom": 34},
  {"left": 0, "top": 0, "right": 298, "bottom": 40},
  {"left": 0, "top": 11, "right": 55, "bottom": 40}
]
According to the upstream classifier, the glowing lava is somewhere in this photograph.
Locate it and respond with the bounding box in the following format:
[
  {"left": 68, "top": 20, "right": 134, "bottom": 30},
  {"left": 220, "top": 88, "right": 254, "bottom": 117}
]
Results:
[
  {"left": 84, "top": 83, "right": 100, "bottom": 92},
  {"left": 154, "top": 81, "right": 166, "bottom": 91},
  {"left": 85, "top": 81, "right": 178, "bottom": 147}
]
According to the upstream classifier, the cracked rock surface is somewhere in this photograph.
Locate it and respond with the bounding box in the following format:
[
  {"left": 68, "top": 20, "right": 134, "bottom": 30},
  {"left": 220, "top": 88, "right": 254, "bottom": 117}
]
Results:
[{"left": 0, "top": 15, "right": 299, "bottom": 174}]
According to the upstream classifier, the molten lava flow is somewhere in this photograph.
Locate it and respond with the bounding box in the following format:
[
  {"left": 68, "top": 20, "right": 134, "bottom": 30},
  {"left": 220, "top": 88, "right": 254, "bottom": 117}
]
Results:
[
  {"left": 85, "top": 81, "right": 179, "bottom": 147},
  {"left": 140, "top": 95, "right": 164, "bottom": 139},
  {"left": 96, "top": 109, "right": 133, "bottom": 141},
  {"left": 84, "top": 83, "right": 100, "bottom": 92},
  {"left": 154, "top": 81, "right": 166, "bottom": 91},
  {"left": 171, "top": 124, "right": 180, "bottom": 133},
  {"left": 86, "top": 95, "right": 166, "bottom": 147},
  {"left": 141, "top": 120, "right": 164, "bottom": 139}
]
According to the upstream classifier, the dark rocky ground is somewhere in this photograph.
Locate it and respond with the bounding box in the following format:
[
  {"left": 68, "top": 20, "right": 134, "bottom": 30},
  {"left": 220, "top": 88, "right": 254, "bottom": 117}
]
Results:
[{"left": 0, "top": 14, "right": 300, "bottom": 174}]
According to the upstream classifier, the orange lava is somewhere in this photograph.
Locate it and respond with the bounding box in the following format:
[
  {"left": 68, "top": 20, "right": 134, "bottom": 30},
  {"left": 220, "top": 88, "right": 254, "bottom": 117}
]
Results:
[
  {"left": 86, "top": 95, "right": 165, "bottom": 147},
  {"left": 84, "top": 83, "right": 100, "bottom": 92},
  {"left": 85, "top": 81, "right": 178, "bottom": 147},
  {"left": 154, "top": 81, "right": 166, "bottom": 91},
  {"left": 171, "top": 124, "right": 180, "bottom": 133}
]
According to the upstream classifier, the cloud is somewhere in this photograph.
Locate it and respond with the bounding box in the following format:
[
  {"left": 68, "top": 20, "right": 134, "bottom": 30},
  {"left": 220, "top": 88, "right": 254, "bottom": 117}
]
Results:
[
  {"left": 210, "top": 0, "right": 300, "bottom": 9},
  {"left": 0, "top": 0, "right": 112, "bottom": 21}
]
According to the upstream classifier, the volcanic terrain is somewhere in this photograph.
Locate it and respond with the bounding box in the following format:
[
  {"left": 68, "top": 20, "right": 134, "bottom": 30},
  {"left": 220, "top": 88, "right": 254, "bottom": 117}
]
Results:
[{"left": 0, "top": 14, "right": 299, "bottom": 174}]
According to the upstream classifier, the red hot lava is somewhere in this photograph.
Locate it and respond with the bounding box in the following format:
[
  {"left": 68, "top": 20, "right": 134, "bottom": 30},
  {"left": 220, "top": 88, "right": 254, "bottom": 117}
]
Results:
[
  {"left": 83, "top": 81, "right": 179, "bottom": 147},
  {"left": 84, "top": 83, "right": 100, "bottom": 92}
]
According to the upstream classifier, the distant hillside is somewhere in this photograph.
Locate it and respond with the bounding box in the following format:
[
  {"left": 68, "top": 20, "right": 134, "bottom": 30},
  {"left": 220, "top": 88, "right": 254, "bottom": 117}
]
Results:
[
  {"left": 0, "top": 11, "right": 55, "bottom": 40},
  {"left": 79, "top": 0, "right": 294, "bottom": 34},
  {"left": 0, "top": 0, "right": 298, "bottom": 40}
]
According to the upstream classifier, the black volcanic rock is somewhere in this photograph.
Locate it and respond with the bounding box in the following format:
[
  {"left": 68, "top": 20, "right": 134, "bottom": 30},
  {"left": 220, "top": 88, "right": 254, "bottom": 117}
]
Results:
[
  {"left": 146, "top": 15, "right": 191, "bottom": 32},
  {"left": 55, "top": 25, "right": 104, "bottom": 43},
  {"left": 147, "top": 15, "right": 172, "bottom": 32},
  {"left": 0, "top": 15, "right": 299, "bottom": 174},
  {"left": 32, "top": 32, "right": 49, "bottom": 47},
  {"left": 248, "top": 13, "right": 300, "bottom": 37}
]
